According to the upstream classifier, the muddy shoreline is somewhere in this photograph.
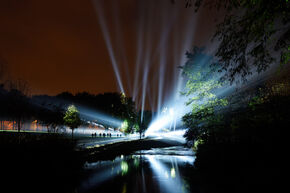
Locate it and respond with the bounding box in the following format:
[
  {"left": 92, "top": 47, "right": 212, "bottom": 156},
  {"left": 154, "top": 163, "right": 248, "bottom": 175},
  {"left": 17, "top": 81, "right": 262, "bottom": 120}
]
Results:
[{"left": 82, "top": 138, "right": 185, "bottom": 162}]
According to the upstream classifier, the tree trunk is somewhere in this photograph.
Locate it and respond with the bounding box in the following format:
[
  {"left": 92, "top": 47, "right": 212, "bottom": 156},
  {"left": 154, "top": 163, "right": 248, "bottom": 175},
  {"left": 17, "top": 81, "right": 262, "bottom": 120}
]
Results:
[
  {"left": 17, "top": 118, "right": 21, "bottom": 132},
  {"left": 72, "top": 129, "right": 74, "bottom": 140}
]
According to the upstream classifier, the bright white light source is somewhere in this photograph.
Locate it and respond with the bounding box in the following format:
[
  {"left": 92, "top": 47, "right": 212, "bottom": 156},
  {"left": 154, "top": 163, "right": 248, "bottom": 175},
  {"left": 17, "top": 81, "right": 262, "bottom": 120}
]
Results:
[
  {"left": 170, "top": 168, "right": 176, "bottom": 178},
  {"left": 146, "top": 96, "right": 191, "bottom": 137},
  {"left": 162, "top": 107, "right": 168, "bottom": 113},
  {"left": 169, "top": 108, "right": 174, "bottom": 116}
]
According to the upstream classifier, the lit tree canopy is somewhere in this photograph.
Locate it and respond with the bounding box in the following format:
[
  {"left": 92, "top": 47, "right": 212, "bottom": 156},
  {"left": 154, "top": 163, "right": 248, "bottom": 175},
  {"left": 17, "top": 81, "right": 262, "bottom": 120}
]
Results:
[
  {"left": 136, "top": 110, "right": 152, "bottom": 138},
  {"left": 182, "top": 47, "right": 228, "bottom": 144},
  {"left": 63, "top": 105, "right": 81, "bottom": 138},
  {"left": 182, "top": 47, "right": 228, "bottom": 112}
]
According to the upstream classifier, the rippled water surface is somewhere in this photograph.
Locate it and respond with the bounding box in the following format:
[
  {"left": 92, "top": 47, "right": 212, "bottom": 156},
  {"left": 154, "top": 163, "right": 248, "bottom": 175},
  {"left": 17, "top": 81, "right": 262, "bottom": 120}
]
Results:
[{"left": 78, "top": 146, "right": 195, "bottom": 193}]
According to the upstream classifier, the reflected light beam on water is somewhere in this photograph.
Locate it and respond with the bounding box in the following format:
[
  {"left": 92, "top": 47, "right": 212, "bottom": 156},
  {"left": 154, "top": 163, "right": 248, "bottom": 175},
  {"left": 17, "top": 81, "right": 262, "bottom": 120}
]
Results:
[
  {"left": 145, "top": 155, "right": 188, "bottom": 193},
  {"left": 79, "top": 158, "right": 124, "bottom": 192},
  {"left": 173, "top": 155, "right": 195, "bottom": 165}
]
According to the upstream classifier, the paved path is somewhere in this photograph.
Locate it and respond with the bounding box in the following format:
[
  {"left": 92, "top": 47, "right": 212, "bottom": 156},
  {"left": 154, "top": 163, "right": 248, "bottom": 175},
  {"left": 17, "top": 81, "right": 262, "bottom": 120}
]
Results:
[{"left": 76, "top": 136, "right": 140, "bottom": 150}]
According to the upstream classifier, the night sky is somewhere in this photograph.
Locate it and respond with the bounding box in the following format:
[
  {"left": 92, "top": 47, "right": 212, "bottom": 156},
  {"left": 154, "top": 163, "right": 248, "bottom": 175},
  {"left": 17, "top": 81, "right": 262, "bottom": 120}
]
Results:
[{"left": 0, "top": 0, "right": 220, "bottom": 108}]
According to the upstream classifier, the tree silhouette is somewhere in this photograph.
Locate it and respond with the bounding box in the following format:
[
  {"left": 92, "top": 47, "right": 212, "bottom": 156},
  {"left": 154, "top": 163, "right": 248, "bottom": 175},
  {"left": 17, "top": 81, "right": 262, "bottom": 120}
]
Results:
[
  {"left": 0, "top": 58, "right": 7, "bottom": 82},
  {"left": 183, "top": 0, "right": 290, "bottom": 82},
  {"left": 136, "top": 110, "right": 152, "bottom": 139}
]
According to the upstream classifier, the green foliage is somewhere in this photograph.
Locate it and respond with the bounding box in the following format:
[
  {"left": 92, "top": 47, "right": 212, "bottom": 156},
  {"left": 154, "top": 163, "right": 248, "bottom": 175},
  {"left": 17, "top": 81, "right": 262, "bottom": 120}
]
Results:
[
  {"left": 249, "top": 96, "right": 265, "bottom": 110},
  {"left": 133, "top": 124, "right": 140, "bottom": 133},
  {"left": 282, "top": 46, "right": 290, "bottom": 65},
  {"left": 63, "top": 105, "right": 81, "bottom": 131},
  {"left": 116, "top": 93, "right": 137, "bottom": 133},
  {"left": 121, "top": 120, "right": 129, "bottom": 133},
  {"left": 120, "top": 114, "right": 150, "bottom": 135},
  {"left": 185, "top": 0, "right": 290, "bottom": 82},
  {"left": 61, "top": 92, "right": 137, "bottom": 131},
  {"left": 192, "top": 138, "right": 204, "bottom": 152},
  {"left": 188, "top": 77, "right": 290, "bottom": 178},
  {"left": 182, "top": 47, "right": 228, "bottom": 146},
  {"left": 249, "top": 82, "right": 290, "bottom": 110}
]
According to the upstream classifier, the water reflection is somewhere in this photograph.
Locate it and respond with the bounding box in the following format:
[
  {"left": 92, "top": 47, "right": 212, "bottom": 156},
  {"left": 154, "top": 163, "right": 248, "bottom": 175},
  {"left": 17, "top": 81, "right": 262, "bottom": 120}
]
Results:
[
  {"left": 146, "top": 155, "right": 189, "bottom": 193},
  {"left": 121, "top": 161, "right": 129, "bottom": 175},
  {"left": 78, "top": 146, "right": 195, "bottom": 193}
]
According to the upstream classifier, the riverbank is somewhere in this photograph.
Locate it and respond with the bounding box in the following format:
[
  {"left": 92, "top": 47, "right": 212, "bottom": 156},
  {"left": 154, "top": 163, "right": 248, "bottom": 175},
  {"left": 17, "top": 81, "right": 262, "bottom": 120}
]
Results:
[
  {"left": 2, "top": 131, "right": 280, "bottom": 193},
  {"left": 79, "top": 146, "right": 195, "bottom": 193},
  {"left": 0, "top": 132, "right": 186, "bottom": 193},
  {"left": 83, "top": 137, "right": 185, "bottom": 161}
]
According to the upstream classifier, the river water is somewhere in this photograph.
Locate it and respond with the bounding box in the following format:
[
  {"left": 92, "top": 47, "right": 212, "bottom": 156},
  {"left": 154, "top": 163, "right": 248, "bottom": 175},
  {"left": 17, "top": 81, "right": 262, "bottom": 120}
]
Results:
[{"left": 78, "top": 146, "right": 196, "bottom": 193}]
